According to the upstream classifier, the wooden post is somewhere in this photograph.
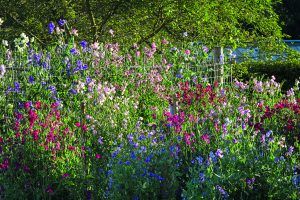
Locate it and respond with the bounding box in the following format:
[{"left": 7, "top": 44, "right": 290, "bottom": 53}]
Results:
[{"left": 213, "top": 47, "right": 224, "bottom": 85}]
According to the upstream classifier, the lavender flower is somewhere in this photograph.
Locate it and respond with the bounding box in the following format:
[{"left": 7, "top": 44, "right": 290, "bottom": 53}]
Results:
[
  {"left": 216, "top": 185, "right": 229, "bottom": 199},
  {"left": 58, "top": 19, "right": 67, "bottom": 26}
]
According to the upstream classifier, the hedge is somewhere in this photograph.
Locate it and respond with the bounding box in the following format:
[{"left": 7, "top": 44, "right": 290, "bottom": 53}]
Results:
[{"left": 232, "top": 60, "right": 300, "bottom": 91}]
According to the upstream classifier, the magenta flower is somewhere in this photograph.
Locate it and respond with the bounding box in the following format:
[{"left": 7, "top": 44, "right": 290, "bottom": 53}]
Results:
[
  {"left": 62, "top": 173, "right": 70, "bottom": 178},
  {"left": 95, "top": 154, "right": 102, "bottom": 159},
  {"left": 75, "top": 122, "right": 81, "bottom": 127}
]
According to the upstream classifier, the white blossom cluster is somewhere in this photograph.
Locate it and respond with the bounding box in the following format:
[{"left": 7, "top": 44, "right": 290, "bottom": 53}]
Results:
[{"left": 0, "top": 64, "right": 6, "bottom": 78}]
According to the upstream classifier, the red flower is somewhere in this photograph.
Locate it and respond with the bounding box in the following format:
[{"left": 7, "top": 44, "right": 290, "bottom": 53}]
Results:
[
  {"left": 0, "top": 137, "right": 3, "bottom": 143},
  {"left": 68, "top": 146, "right": 75, "bottom": 151},
  {"left": 51, "top": 102, "right": 58, "bottom": 109}
]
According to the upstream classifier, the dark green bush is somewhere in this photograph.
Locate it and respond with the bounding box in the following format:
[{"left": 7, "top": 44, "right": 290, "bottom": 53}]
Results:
[{"left": 233, "top": 60, "right": 300, "bottom": 91}]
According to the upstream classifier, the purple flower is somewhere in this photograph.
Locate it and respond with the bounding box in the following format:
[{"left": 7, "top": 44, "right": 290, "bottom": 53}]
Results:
[
  {"left": 215, "top": 149, "right": 223, "bottom": 158},
  {"left": 33, "top": 53, "right": 42, "bottom": 64},
  {"left": 48, "top": 22, "right": 55, "bottom": 34},
  {"left": 58, "top": 19, "right": 67, "bottom": 26},
  {"left": 13, "top": 82, "right": 21, "bottom": 93},
  {"left": 70, "top": 48, "right": 78, "bottom": 55},
  {"left": 86, "top": 76, "right": 92, "bottom": 84}
]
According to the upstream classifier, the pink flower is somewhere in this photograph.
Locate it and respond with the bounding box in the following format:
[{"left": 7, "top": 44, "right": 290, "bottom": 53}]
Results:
[
  {"left": 71, "top": 28, "right": 78, "bottom": 36},
  {"left": 184, "top": 49, "right": 191, "bottom": 55},
  {"left": 201, "top": 134, "right": 210, "bottom": 144},
  {"left": 161, "top": 38, "right": 168, "bottom": 45},
  {"left": 136, "top": 51, "right": 141, "bottom": 57},
  {"left": 32, "top": 130, "right": 39, "bottom": 141},
  {"left": 184, "top": 132, "right": 192, "bottom": 146}
]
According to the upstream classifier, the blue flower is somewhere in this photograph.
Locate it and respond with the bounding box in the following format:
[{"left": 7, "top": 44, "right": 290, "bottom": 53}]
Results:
[
  {"left": 196, "top": 156, "right": 204, "bottom": 165},
  {"left": 28, "top": 76, "right": 34, "bottom": 84},
  {"left": 127, "top": 134, "right": 134, "bottom": 142},
  {"left": 140, "top": 146, "right": 146, "bottom": 152},
  {"left": 145, "top": 154, "right": 152, "bottom": 163},
  {"left": 199, "top": 172, "right": 205, "bottom": 183},
  {"left": 292, "top": 175, "right": 300, "bottom": 188},
  {"left": 80, "top": 40, "right": 88, "bottom": 49},
  {"left": 48, "top": 22, "right": 55, "bottom": 34},
  {"left": 48, "top": 85, "right": 57, "bottom": 95},
  {"left": 138, "top": 135, "right": 146, "bottom": 141},
  {"left": 130, "top": 151, "right": 136, "bottom": 159},
  {"left": 125, "top": 160, "right": 131, "bottom": 165},
  {"left": 69, "top": 88, "right": 77, "bottom": 94},
  {"left": 176, "top": 73, "right": 183, "bottom": 78}
]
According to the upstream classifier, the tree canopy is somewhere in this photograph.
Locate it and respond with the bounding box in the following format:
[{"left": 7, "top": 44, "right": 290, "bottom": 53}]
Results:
[{"left": 0, "top": 0, "right": 284, "bottom": 49}]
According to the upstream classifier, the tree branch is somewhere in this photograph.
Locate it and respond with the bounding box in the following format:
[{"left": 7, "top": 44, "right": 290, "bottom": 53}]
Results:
[{"left": 85, "top": 0, "right": 98, "bottom": 41}]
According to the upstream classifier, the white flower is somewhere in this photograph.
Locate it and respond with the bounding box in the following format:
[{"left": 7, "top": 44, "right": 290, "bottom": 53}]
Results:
[
  {"left": 0, "top": 64, "right": 6, "bottom": 78},
  {"left": 109, "top": 29, "right": 114, "bottom": 36},
  {"left": 0, "top": 18, "right": 3, "bottom": 26},
  {"left": 183, "top": 32, "right": 188, "bottom": 37},
  {"left": 2, "top": 40, "right": 8, "bottom": 47}
]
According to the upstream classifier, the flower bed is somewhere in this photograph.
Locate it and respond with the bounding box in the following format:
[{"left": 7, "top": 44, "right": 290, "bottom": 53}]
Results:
[{"left": 0, "top": 22, "right": 299, "bottom": 199}]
